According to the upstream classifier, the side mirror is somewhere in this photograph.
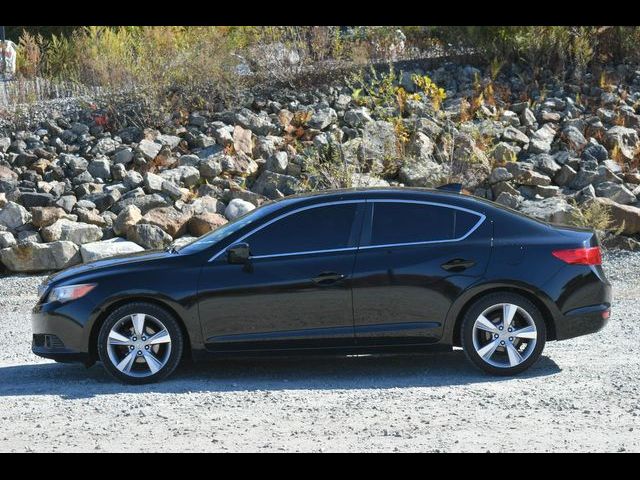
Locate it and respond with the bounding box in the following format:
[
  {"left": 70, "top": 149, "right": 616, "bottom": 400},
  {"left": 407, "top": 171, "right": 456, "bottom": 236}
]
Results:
[{"left": 227, "top": 242, "right": 251, "bottom": 264}]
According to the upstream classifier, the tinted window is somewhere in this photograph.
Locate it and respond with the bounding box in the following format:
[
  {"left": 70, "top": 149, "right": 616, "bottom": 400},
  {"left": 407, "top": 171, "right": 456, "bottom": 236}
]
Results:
[
  {"left": 370, "top": 202, "right": 478, "bottom": 245},
  {"left": 247, "top": 204, "right": 358, "bottom": 256}
]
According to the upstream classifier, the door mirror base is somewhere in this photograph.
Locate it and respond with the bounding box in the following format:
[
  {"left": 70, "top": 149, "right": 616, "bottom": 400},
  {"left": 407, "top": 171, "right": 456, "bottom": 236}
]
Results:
[{"left": 227, "top": 242, "right": 251, "bottom": 265}]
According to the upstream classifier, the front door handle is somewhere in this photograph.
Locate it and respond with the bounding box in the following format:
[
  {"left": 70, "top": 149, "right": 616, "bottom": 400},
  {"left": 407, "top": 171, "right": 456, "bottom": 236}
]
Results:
[
  {"left": 441, "top": 258, "right": 475, "bottom": 272},
  {"left": 312, "top": 272, "right": 346, "bottom": 286}
]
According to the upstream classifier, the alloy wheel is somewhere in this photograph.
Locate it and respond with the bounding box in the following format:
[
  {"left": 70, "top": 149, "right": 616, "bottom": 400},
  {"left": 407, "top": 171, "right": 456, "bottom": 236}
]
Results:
[
  {"left": 471, "top": 303, "right": 538, "bottom": 369},
  {"left": 106, "top": 313, "right": 172, "bottom": 378}
]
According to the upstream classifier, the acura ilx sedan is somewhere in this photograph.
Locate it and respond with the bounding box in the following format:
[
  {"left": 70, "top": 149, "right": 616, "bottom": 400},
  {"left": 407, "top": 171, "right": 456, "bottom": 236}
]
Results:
[{"left": 32, "top": 187, "right": 612, "bottom": 384}]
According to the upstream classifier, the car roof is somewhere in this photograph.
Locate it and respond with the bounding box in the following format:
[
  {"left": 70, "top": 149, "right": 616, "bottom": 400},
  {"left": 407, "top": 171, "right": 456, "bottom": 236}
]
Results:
[
  {"left": 266, "top": 187, "right": 556, "bottom": 230},
  {"left": 268, "top": 187, "right": 493, "bottom": 211}
]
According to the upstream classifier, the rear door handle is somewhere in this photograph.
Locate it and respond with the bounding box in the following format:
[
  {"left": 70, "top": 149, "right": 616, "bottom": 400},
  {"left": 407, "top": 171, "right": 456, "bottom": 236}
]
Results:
[
  {"left": 312, "top": 272, "right": 346, "bottom": 285},
  {"left": 441, "top": 258, "right": 475, "bottom": 272}
]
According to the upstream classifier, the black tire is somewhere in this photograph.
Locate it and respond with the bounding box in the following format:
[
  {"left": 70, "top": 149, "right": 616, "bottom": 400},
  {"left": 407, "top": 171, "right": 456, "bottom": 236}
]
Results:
[
  {"left": 461, "top": 292, "right": 547, "bottom": 376},
  {"left": 97, "top": 302, "right": 184, "bottom": 384}
]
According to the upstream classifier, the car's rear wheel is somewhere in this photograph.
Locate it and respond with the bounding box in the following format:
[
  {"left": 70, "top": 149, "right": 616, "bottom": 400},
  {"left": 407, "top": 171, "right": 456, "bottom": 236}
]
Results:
[
  {"left": 97, "top": 302, "right": 183, "bottom": 384},
  {"left": 461, "top": 293, "right": 546, "bottom": 376}
]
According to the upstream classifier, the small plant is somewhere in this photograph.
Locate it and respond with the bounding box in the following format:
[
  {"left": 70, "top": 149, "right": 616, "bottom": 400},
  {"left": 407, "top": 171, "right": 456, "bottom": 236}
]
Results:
[
  {"left": 569, "top": 199, "right": 615, "bottom": 232},
  {"left": 411, "top": 73, "right": 446, "bottom": 111},
  {"left": 346, "top": 64, "right": 401, "bottom": 115},
  {"left": 610, "top": 144, "right": 626, "bottom": 166},
  {"left": 458, "top": 98, "right": 473, "bottom": 123},
  {"left": 303, "top": 144, "right": 357, "bottom": 190}
]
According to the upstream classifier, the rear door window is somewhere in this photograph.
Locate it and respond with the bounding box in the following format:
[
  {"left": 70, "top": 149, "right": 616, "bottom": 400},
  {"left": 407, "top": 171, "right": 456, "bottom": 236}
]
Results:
[{"left": 369, "top": 202, "right": 481, "bottom": 246}]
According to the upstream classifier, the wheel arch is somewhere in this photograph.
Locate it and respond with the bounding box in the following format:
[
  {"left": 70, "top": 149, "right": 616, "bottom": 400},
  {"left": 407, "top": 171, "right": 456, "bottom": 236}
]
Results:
[
  {"left": 445, "top": 284, "right": 558, "bottom": 347},
  {"left": 88, "top": 296, "right": 193, "bottom": 362}
]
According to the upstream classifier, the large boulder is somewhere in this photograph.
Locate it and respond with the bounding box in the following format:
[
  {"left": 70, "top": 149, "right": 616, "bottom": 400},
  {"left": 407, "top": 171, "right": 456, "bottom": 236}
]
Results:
[
  {"left": 224, "top": 198, "right": 255, "bottom": 221},
  {"left": 113, "top": 205, "right": 142, "bottom": 237},
  {"left": 41, "top": 219, "right": 103, "bottom": 245},
  {"left": 519, "top": 197, "right": 579, "bottom": 225},
  {"left": 127, "top": 223, "right": 173, "bottom": 249},
  {"left": 20, "top": 192, "right": 54, "bottom": 208},
  {"left": 233, "top": 125, "right": 254, "bottom": 156},
  {"left": 0, "top": 166, "right": 18, "bottom": 181},
  {"left": 0, "top": 231, "right": 16, "bottom": 248},
  {"left": 233, "top": 108, "right": 280, "bottom": 136},
  {"left": 513, "top": 169, "right": 552, "bottom": 186},
  {"left": 308, "top": 108, "right": 337, "bottom": 130},
  {"left": 140, "top": 206, "right": 192, "bottom": 238},
  {"left": 399, "top": 159, "right": 448, "bottom": 187},
  {"left": 554, "top": 164, "right": 577, "bottom": 186},
  {"left": 532, "top": 153, "right": 561, "bottom": 176},
  {"left": 562, "top": 125, "right": 588, "bottom": 152},
  {"left": 406, "top": 131, "right": 435, "bottom": 161},
  {"left": 265, "top": 151, "right": 288, "bottom": 174},
  {"left": 0, "top": 241, "right": 81, "bottom": 272},
  {"left": 76, "top": 208, "right": 108, "bottom": 227},
  {"left": 251, "top": 170, "right": 300, "bottom": 198},
  {"left": 80, "top": 237, "right": 144, "bottom": 263},
  {"left": 143, "top": 172, "right": 164, "bottom": 193},
  {"left": 344, "top": 107, "right": 373, "bottom": 128},
  {"left": 137, "top": 139, "right": 162, "bottom": 160},
  {"left": 87, "top": 158, "right": 111, "bottom": 180},
  {"left": 488, "top": 167, "right": 513, "bottom": 184},
  {"left": 188, "top": 213, "right": 228, "bottom": 237},
  {"left": 31, "top": 206, "right": 68, "bottom": 228},
  {"left": 605, "top": 126, "right": 639, "bottom": 161},
  {"left": 595, "top": 182, "right": 637, "bottom": 205},
  {"left": 502, "top": 126, "right": 530, "bottom": 145},
  {"left": 0, "top": 202, "right": 31, "bottom": 229},
  {"left": 528, "top": 124, "right": 556, "bottom": 154},
  {"left": 359, "top": 121, "right": 397, "bottom": 172},
  {"left": 220, "top": 152, "right": 259, "bottom": 177}
]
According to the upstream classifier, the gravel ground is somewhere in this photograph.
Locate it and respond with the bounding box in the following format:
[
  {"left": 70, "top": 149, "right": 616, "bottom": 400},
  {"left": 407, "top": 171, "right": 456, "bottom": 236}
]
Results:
[{"left": 0, "top": 252, "right": 639, "bottom": 452}]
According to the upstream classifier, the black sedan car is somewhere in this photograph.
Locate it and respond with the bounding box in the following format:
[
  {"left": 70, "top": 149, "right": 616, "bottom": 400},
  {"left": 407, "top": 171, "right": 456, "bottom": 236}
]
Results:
[{"left": 32, "top": 188, "right": 612, "bottom": 384}]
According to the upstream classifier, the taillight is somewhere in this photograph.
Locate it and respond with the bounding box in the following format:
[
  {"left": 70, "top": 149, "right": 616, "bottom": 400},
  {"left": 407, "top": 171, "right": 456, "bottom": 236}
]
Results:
[{"left": 552, "top": 247, "right": 602, "bottom": 265}]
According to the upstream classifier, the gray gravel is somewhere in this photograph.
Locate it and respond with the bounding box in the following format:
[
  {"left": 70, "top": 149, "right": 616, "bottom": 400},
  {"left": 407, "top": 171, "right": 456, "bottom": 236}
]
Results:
[{"left": 0, "top": 252, "right": 639, "bottom": 452}]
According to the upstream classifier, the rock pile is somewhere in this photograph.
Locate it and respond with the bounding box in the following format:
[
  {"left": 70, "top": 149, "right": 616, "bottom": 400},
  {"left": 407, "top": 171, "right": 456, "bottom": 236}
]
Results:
[{"left": 3, "top": 61, "right": 640, "bottom": 271}]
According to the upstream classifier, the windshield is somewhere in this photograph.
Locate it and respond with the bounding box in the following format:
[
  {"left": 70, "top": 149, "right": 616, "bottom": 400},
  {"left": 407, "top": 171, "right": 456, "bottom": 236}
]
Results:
[{"left": 177, "top": 200, "right": 280, "bottom": 255}]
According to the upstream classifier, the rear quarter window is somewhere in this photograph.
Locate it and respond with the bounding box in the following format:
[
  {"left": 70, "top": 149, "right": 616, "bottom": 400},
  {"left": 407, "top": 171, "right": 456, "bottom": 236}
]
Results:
[{"left": 454, "top": 209, "right": 482, "bottom": 238}]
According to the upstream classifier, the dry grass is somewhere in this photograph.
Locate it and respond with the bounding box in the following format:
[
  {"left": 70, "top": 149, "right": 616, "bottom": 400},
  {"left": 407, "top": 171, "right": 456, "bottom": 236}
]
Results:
[{"left": 569, "top": 199, "right": 615, "bottom": 232}]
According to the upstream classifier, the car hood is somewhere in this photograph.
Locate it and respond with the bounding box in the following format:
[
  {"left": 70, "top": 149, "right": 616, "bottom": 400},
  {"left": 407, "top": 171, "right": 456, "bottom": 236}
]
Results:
[{"left": 45, "top": 249, "right": 174, "bottom": 285}]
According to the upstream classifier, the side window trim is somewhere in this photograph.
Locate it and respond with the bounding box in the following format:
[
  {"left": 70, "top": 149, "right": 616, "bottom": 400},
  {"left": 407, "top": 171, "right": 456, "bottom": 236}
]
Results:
[
  {"left": 208, "top": 200, "right": 366, "bottom": 262},
  {"left": 359, "top": 199, "right": 486, "bottom": 250}
]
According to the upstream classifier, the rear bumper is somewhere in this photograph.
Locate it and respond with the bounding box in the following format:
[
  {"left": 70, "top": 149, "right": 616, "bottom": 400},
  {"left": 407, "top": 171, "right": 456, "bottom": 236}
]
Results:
[{"left": 555, "top": 303, "right": 611, "bottom": 341}]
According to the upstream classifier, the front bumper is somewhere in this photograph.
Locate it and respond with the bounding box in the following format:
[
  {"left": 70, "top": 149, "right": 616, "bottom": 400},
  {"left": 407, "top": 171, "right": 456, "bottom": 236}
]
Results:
[{"left": 31, "top": 302, "right": 91, "bottom": 363}]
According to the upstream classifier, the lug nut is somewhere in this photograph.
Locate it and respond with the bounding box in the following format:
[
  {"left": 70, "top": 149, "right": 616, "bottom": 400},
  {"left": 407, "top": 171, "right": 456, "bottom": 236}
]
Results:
[
  {"left": 137, "top": 350, "right": 142, "bottom": 355},
  {"left": 508, "top": 328, "right": 513, "bottom": 332},
  {"left": 145, "top": 345, "right": 150, "bottom": 350},
  {"left": 494, "top": 334, "right": 499, "bottom": 339},
  {"left": 499, "top": 326, "right": 503, "bottom": 331},
  {"left": 129, "top": 345, "right": 134, "bottom": 350},
  {"left": 141, "top": 336, "right": 146, "bottom": 341},
  {"left": 132, "top": 337, "right": 137, "bottom": 341},
  {"left": 500, "top": 341, "right": 505, "bottom": 345},
  {"left": 509, "top": 337, "right": 514, "bottom": 341}
]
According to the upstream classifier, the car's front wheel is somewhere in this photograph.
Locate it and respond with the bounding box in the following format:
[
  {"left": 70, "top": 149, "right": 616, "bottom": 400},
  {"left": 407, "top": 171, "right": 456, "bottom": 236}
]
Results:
[
  {"left": 97, "top": 302, "right": 184, "bottom": 384},
  {"left": 461, "top": 293, "right": 546, "bottom": 376}
]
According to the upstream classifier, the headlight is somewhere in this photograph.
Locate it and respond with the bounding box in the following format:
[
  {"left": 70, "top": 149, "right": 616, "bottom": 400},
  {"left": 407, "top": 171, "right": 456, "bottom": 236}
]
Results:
[{"left": 48, "top": 284, "right": 97, "bottom": 304}]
